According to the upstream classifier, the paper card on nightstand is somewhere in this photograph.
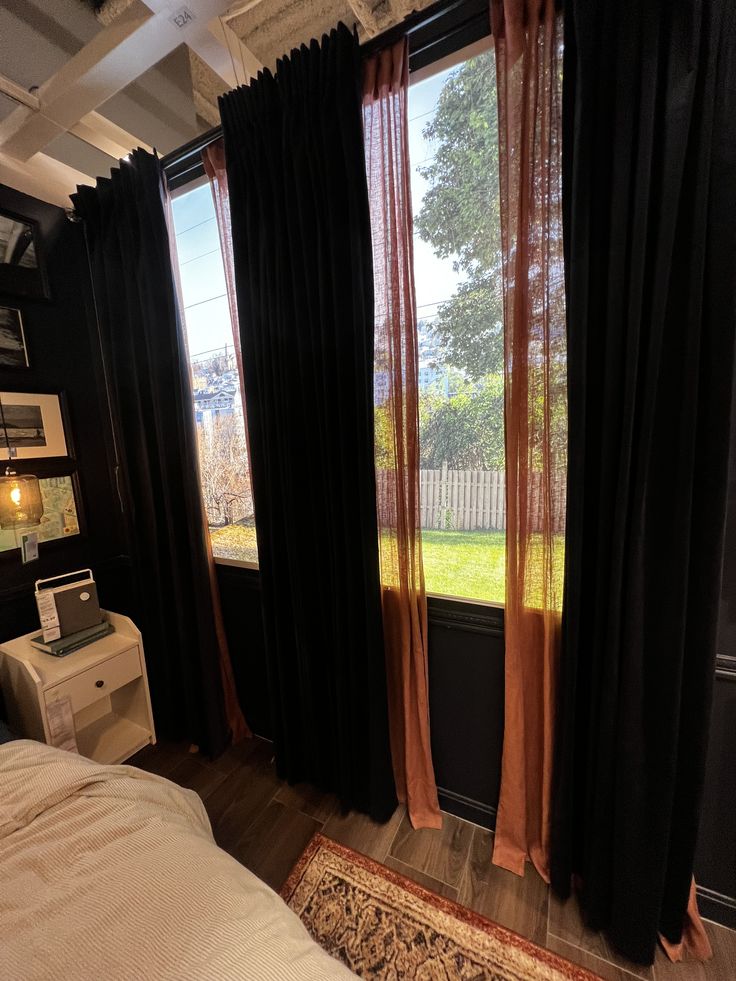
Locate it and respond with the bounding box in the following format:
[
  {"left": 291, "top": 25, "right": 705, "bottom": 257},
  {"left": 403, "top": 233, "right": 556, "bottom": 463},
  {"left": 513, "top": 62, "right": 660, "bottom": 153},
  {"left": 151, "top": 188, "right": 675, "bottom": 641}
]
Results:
[
  {"left": 46, "top": 696, "right": 78, "bottom": 754},
  {"left": 36, "top": 590, "right": 61, "bottom": 643}
]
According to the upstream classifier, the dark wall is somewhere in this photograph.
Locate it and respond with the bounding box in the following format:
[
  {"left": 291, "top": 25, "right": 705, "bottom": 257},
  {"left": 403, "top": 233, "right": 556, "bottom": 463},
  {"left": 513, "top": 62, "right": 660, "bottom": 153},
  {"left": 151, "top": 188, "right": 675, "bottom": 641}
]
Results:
[
  {"left": 216, "top": 562, "right": 271, "bottom": 738},
  {"left": 0, "top": 184, "right": 134, "bottom": 643},
  {"left": 427, "top": 597, "right": 504, "bottom": 827},
  {"left": 215, "top": 560, "right": 507, "bottom": 827},
  {"left": 217, "top": 552, "right": 734, "bottom": 927},
  {"left": 694, "top": 389, "right": 736, "bottom": 928},
  {"left": 2, "top": 181, "right": 730, "bottom": 927}
]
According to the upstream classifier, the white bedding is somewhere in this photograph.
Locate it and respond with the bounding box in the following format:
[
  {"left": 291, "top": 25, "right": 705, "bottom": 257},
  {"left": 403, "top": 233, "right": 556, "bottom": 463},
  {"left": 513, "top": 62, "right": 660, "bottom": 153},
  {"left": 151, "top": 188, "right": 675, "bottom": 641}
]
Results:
[{"left": 0, "top": 740, "right": 355, "bottom": 981}]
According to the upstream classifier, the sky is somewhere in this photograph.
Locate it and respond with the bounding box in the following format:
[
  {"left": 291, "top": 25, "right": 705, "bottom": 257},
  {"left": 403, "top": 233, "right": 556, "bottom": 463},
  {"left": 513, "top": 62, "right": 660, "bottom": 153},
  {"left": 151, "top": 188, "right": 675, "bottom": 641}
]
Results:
[{"left": 170, "top": 63, "right": 464, "bottom": 361}]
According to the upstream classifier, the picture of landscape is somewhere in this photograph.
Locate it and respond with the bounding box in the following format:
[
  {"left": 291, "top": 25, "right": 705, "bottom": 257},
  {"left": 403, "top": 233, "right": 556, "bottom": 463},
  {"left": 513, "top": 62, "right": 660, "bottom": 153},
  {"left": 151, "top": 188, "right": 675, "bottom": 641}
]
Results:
[
  {"left": 0, "top": 403, "right": 46, "bottom": 447},
  {"left": 0, "top": 213, "right": 37, "bottom": 269},
  {"left": 0, "top": 474, "right": 80, "bottom": 553},
  {"left": 0, "top": 306, "right": 28, "bottom": 368}
]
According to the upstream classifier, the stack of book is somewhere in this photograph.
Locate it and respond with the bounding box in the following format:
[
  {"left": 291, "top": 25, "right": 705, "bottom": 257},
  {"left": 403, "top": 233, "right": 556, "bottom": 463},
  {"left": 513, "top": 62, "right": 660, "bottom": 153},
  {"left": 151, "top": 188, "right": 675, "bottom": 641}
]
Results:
[{"left": 29, "top": 621, "right": 114, "bottom": 658}]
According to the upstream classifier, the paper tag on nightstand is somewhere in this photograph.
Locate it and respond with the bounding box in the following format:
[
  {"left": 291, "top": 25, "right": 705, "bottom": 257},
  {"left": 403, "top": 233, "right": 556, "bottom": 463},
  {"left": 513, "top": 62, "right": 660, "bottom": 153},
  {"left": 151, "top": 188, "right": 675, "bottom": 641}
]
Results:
[
  {"left": 46, "top": 696, "right": 78, "bottom": 754},
  {"left": 36, "top": 590, "right": 61, "bottom": 643}
]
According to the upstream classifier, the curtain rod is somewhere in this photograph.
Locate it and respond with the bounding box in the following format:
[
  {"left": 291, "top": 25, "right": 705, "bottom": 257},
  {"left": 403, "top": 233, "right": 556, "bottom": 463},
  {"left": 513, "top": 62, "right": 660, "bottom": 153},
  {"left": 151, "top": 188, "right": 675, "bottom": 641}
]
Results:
[{"left": 160, "top": 0, "right": 489, "bottom": 177}]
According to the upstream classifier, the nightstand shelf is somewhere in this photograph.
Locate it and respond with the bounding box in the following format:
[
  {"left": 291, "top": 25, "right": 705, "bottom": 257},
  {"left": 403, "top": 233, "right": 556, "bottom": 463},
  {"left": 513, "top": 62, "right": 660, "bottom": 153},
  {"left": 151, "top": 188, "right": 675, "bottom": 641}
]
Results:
[
  {"left": 76, "top": 713, "right": 151, "bottom": 764},
  {"left": 0, "top": 611, "right": 155, "bottom": 765}
]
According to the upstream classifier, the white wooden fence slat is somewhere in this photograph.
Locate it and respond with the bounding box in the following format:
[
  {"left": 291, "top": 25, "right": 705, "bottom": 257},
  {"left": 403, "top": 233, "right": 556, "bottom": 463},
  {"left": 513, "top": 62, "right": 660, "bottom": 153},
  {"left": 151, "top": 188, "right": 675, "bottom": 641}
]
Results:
[{"left": 418, "top": 468, "right": 522, "bottom": 531}]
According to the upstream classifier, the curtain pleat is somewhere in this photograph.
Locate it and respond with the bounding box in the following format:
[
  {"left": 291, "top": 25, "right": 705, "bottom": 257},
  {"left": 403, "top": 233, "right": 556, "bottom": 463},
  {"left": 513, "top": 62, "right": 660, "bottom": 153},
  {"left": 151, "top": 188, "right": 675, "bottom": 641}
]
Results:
[
  {"left": 551, "top": 0, "right": 736, "bottom": 965},
  {"left": 363, "top": 39, "right": 442, "bottom": 831},
  {"left": 202, "top": 141, "right": 248, "bottom": 422},
  {"left": 165, "top": 170, "right": 251, "bottom": 747},
  {"left": 72, "top": 150, "right": 244, "bottom": 757},
  {"left": 219, "top": 24, "right": 397, "bottom": 820},
  {"left": 491, "top": 0, "right": 567, "bottom": 881}
]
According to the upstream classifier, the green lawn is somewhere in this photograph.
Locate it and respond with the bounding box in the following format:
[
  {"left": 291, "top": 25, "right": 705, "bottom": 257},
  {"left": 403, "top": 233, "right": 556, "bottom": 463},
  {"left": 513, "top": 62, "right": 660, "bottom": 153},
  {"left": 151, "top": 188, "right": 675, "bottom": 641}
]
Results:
[
  {"left": 211, "top": 523, "right": 566, "bottom": 608},
  {"left": 211, "top": 523, "right": 259, "bottom": 564},
  {"left": 422, "top": 530, "right": 506, "bottom": 603},
  {"left": 211, "top": 523, "right": 506, "bottom": 603}
]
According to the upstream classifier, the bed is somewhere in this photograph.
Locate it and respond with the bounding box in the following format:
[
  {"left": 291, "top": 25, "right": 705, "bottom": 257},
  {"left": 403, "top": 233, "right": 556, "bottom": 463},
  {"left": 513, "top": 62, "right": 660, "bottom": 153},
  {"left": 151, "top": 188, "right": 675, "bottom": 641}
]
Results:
[{"left": 0, "top": 739, "right": 356, "bottom": 980}]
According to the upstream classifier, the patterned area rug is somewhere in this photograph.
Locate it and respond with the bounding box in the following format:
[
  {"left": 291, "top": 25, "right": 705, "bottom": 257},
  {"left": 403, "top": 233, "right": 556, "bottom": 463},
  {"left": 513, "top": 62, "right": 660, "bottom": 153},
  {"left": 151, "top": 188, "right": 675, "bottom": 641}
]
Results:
[{"left": 282, "top": 834, "right": 600, "bottom": 980}]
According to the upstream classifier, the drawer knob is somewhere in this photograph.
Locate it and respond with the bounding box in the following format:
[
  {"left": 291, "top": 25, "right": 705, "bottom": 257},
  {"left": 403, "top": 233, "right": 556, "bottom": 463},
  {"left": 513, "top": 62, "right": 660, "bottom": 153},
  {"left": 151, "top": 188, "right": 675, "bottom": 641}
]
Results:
[{"left": 95, "top": 679, "right": 105, "bottom": 688}]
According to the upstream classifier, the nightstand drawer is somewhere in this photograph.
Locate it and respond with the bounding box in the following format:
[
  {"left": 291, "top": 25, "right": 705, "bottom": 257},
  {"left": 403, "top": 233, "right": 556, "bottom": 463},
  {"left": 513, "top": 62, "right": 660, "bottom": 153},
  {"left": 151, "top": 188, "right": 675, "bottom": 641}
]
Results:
[{"left": 45, "top": 646, "right": 141, "bottom": 715}]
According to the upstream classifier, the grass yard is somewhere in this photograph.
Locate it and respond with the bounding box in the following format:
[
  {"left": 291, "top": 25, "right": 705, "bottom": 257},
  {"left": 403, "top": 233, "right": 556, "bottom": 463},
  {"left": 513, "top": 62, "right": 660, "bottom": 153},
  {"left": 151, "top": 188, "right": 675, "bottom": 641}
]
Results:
[
  {"left": 422, "top": 530, "right": 506, "bottom": 603},
  {"left": 211, "top": 522, "right": 506, "bottom": 604},
  {"left": 211, "top": 523, "right": 259, "bottom": 564}
]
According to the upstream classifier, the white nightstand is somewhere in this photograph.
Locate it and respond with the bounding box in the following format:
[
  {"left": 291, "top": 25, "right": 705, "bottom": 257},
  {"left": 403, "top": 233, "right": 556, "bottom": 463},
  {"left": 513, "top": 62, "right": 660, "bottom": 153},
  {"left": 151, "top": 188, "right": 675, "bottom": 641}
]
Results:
[{"left": 0, "top": 611, "right": 156, "bottom": 764}]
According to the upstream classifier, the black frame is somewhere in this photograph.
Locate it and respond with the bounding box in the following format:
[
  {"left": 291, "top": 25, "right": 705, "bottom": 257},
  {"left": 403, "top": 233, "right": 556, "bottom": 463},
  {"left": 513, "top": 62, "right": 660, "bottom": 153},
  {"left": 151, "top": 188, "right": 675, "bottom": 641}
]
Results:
[
  {"left": 161, "top": 0, "right": 492, "bottom": 190},
  {"left": 0, "top": 388, "right": 85, "bottom": 562},
  {"left": 362, "top": 0, "right": 490, "bottom": 71},
  {"left": 0, "top": 388, "right": 72, "bottom": 464},
  {"left": 0, "top": 305, "right": 30, "bottom": 369},
  {"left": 0, "top": 469, "right": 86, "bottom": 562},
  {"left": 0, "top": 207, "right": 51, "bottom": 301}
]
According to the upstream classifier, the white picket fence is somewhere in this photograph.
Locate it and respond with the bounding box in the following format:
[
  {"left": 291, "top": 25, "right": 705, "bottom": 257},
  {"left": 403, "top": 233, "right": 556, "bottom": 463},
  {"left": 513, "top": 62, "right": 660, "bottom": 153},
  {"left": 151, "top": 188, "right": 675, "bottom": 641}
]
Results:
[
  {"left": 420, "top": 466, "right": 506, "bottom": 531},
  {"left": 419, "top": 465, "right": 566, "bottom": 532}
]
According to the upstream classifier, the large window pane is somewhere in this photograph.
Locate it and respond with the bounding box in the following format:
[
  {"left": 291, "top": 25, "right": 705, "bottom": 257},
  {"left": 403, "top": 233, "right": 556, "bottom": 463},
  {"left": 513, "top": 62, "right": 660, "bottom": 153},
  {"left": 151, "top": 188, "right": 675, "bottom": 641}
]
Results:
[
  {"left": 170, "top": 182, "right": 258, "bottom": 565},
  {"left": 410, "top": 46, "right": 505, "bottom": 603}
]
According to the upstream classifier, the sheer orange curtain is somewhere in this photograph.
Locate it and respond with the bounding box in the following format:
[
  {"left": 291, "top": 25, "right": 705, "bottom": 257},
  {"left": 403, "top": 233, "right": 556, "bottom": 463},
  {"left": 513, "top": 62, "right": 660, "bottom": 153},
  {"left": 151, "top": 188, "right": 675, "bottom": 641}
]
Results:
[
  {"left": 202, "top": 141, "right": 247, "bottom": 420},
  {"left": 164, "top": 174, "right": 250, "bottom": 747},
  {"left": 363, "top": 39, "right": 441, "bottom": 830},
  {"left": 491, "top": 0, "right": 567, "bottom": 878}
]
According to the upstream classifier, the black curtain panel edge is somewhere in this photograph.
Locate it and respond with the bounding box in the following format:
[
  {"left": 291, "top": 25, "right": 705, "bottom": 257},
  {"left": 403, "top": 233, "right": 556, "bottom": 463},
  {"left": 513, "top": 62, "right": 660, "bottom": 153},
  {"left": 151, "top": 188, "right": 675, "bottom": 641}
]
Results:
[
  {"left": 72, "top": 151, "right": 231, "bottom": 758},
  {"left": 551, "top": 0, "right": 736, "bottom": 965},
  {"left": 219, "top": 24, "right": 397, "bottom": 822}
]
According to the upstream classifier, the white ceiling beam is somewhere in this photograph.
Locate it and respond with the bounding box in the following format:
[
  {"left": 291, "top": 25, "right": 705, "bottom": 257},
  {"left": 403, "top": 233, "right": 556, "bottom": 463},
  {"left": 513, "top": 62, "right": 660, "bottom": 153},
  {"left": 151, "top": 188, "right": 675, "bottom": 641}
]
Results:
[
  {"left": 0, "top": 0, "right": 237, "bottom": 163},
  {"left": 0, "top": 99, "right": 151, "bottom": 160},
  {"left": 71, "top": 111, "right": 153, "bottom": 160},
  {"left": 0, "top": 150, "right": 91, "bottom": 209},
  {"left": 189, "top": 16, "right": 263, "bottom": 91},
  {"left": 0, "top": 73, "right": 39, "bottom": 112}
]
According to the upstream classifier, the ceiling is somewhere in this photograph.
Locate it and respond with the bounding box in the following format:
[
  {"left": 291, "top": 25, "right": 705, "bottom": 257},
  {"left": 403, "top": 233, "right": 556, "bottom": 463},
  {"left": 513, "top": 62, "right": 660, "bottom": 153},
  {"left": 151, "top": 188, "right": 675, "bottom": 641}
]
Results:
[{"left": 0, "top": 0, "right": 434, "bottom": 208}]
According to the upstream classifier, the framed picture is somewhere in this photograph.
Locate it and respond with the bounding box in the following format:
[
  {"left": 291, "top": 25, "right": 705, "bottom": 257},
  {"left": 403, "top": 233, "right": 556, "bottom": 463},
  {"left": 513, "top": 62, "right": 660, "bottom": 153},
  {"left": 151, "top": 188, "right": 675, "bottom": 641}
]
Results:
[
  {"left": 0, "top": 472, "right": 83, "bottom": 556},
  {"left": 0, "top": 391, "right": 68, "bottom": 460},
  {"left": 0, "top": 306, "right": 29, "bottom": 368},
  {"left": 0, "top": 209, "right": 50, "bottom": 300}
]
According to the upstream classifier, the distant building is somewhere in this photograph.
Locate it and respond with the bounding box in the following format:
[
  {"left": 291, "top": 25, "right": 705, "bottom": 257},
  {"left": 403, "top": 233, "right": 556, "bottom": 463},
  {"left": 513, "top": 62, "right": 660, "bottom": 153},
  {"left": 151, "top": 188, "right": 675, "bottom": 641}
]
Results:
[
  {"left": 194, "top": 388, "right": 236, "bottom": 427},
  {"left": 374, "top": 371, "right": 389, "bottom": 406}
]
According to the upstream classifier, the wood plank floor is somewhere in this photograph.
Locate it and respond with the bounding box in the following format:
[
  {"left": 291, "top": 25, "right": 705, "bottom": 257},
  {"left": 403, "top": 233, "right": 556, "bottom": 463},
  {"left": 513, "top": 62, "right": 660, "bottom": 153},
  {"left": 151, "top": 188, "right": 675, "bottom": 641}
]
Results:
[{"left": 130, "top": 738, "right": 736, "bottom": 981}]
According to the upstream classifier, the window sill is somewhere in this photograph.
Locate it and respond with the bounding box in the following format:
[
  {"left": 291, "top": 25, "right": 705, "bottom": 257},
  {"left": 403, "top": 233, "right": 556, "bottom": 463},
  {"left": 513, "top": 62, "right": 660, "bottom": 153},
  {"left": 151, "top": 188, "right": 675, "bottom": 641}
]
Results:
[
  {"left": 213, "top": 556, "right": 259, "bottom": 571},
  {"left": 211, "top": 561, "right": 505, "bottom": 612},
  {"left": 427, "top": 591, "right": 504, "bottom": 610}
]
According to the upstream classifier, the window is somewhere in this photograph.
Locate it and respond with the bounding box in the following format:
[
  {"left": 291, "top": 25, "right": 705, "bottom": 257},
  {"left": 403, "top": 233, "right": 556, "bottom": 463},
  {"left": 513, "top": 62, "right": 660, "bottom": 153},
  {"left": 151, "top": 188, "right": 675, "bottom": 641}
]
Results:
[
  {"left": 409, "top": 44, "right": 504, "bottom": 603},
  {"left": 170, "top": 182, "right": 258, "bottom": 565}
]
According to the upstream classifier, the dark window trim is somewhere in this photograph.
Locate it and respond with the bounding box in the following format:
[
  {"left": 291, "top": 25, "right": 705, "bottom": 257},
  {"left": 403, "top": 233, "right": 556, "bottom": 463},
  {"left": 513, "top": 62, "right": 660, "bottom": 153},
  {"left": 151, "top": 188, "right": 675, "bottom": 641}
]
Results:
[
  {"left": 161, "top": 0, "right": 491, "bottom": 186},
  {"left": 172, "top": 1, "right": 501, "bottom": 611},
  {"left": 362, "top": 0, "right": 490, "bottom": 72}
]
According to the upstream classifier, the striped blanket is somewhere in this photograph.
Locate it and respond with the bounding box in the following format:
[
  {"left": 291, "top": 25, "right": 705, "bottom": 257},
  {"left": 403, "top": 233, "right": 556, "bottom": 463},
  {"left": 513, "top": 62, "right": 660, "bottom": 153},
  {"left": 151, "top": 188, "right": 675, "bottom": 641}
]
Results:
[{"left": 0, "top": 740, "right": 355, "bottom": 980}]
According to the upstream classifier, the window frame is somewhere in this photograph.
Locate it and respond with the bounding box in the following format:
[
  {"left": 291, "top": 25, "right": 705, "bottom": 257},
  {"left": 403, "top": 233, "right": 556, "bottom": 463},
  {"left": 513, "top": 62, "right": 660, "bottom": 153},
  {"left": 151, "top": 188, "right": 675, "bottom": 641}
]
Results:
[
  {"left": 164, "top": 0, "right": 500, "bottom": 601},
  {"left": 408, "top": 37, "right": 504, "bottom": 608},
  {"left": 169, "top": 177, "right": 259, "bottom": 571}
]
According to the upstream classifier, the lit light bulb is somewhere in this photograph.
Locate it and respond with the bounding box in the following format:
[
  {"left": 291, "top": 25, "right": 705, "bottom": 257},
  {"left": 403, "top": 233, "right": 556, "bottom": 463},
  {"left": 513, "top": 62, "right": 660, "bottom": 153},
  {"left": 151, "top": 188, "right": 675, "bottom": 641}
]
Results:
[{"left": 10, "top": 485, "right": 21, "bottom": 507}]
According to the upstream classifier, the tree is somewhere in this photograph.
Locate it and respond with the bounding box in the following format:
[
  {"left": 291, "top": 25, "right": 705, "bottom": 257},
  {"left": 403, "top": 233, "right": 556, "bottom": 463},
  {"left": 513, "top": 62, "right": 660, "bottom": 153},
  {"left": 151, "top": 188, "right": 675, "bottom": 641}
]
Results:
[
  {"left": 419, "top": 374, "right": 504, "bottom": 470},
  {"left": 197, "top": 413, "right": 254, "bottom": 527},
  {"left": 414, "top": 49, "right": 503, "bottom": 380}
]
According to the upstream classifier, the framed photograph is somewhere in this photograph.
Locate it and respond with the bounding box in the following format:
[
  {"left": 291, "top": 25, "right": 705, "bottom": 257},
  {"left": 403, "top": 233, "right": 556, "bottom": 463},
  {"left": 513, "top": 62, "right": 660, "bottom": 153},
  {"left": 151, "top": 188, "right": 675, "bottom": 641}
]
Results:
[
  {"left": 0, "top": 209, "right": 50, "bottom": 300},
  {"left": 0, "top": 392, "right": 68, "bottom": 460},
  {"left": 0, "top": 472, "right": 83, "bottom": 556},
  {"left": 0, "top": 306, "right": 29, "bottom": 368}
]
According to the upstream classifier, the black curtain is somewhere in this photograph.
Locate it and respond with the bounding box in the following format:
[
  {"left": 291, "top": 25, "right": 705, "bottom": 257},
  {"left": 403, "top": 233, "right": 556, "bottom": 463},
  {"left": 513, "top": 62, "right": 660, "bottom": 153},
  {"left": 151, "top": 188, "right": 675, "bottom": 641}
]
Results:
[
  {"left": 552, "top": 0, "right": 736, "bottom": 965},
  {"left": 219, "top": 25, "right": 396, "bottom": 820},
  {"left": 72, "top": 150, "right": 231, "bottom": 757}
]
